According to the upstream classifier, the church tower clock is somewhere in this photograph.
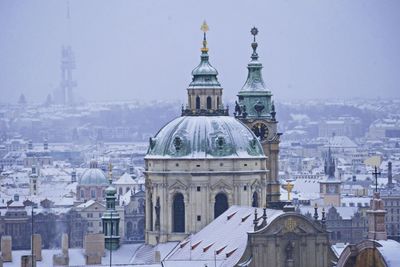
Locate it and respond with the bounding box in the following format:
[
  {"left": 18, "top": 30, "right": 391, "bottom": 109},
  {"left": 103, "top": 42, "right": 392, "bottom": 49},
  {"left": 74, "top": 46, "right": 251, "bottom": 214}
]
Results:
[{"left": 235, "top": 27, "right": 281, "bottom": 206}]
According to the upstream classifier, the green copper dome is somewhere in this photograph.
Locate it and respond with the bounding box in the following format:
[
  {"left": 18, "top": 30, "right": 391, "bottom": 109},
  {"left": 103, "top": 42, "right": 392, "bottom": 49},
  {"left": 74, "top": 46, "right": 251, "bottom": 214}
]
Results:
[
  {"left": 189, "top": 47, "right": 221, "bottom": 88},
  {"left": 146, "top": 116, "right": 264, "bottom": 158},
  {"left": 80, "top": 160, "right": 109, "bottom": 185}
]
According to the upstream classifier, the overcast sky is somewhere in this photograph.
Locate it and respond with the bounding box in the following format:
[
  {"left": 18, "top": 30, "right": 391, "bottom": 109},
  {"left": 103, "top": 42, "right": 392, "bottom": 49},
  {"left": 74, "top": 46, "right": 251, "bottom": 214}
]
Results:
[{"left": 0, "top": 0, "right": 399, "bottom": 104}]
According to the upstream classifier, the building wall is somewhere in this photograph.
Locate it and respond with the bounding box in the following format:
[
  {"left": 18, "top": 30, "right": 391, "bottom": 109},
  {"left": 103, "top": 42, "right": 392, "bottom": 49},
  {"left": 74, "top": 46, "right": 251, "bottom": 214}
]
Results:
[{"left": 145, "top": 157, "right": 267, "bottom": 245}]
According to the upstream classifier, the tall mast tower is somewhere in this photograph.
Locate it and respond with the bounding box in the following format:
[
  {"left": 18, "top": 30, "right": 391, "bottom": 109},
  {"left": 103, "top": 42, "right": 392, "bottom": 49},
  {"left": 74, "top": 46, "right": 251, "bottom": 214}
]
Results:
[{"left": 59, "top": 0, "right": 77, "bottom": 105}]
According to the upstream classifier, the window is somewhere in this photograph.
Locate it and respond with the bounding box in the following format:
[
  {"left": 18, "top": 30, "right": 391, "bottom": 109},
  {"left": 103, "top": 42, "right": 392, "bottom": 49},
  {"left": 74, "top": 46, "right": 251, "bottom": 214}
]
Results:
[
  {"left": 80, "top": 190, "right": 84, "bottom": 198},
  {"left": 173, "top": 193, "right": 185, "bottom": 233},
  {"left": 91, "top": 190, "right": 96, "bottom": 199},
  {"left": 197, "top": 186, "right": 201, "bottom": 192},
  {"left": 244, "top": 186, "right": 247, "bottom": 191},
  {"left": 175, "top": 163, "right": 179, "bottom": 167},
  {"left": 196, "top": 96, "right": 200, "bottom": 109},
  {"left": 252, "top": 192, "right": 259, "bottom": 208},
  {"left": 214, "top": 193, "right": 228, "bottom": 219},
  {"left": 206, "top": 96, "right": 212, "bottom": 109},
  {"left": 244, "top": 163, "right": 247, "bottom": 167},
  {"left": 119, "top": 188, "right": 123, "bottom": 195},
  {"left": 197, "top": 215, "right": 201, "bottom": 221},
  {"left": 217, "top": 97, "right": 220, "bottom": 109},
  {"left": 196, "top": 164, "right": 201, "bottom": 167},
  {"left": 220, "top": 162, "right": 223, "bottom": 167}
]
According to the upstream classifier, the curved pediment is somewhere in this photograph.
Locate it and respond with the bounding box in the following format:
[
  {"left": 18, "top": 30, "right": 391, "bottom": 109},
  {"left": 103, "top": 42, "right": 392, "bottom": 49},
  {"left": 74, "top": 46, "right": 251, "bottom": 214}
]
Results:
[{"left": 251, "top": 212, "right": 325, "bottom": 236}]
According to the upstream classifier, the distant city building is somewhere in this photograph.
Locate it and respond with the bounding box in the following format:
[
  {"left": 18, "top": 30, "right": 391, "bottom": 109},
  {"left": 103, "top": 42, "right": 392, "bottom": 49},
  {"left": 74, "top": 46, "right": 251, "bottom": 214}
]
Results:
[{"left": 76, "top": 160, "right": 109, "bottom": 202}]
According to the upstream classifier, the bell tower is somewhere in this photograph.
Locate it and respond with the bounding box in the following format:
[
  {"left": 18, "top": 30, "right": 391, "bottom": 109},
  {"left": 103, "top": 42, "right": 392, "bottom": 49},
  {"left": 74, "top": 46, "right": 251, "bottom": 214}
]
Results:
[{"left": 235, "top": 27, "right": 281, "bottom": 206}]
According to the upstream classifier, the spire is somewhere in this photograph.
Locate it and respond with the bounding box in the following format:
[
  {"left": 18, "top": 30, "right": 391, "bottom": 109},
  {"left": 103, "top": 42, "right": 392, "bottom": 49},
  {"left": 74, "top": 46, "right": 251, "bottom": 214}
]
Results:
[
  {"left": 239, "top": 27, "right": 267, "bottom": 92},
  {"left": 188, "top": 21, "right": 220, "bottom": 88},
  {"left": 183, "top": 22, "right": 227, "bottom": 116},
  {"left": 324, "top": 147, "right": 336, "bottom": 179}
]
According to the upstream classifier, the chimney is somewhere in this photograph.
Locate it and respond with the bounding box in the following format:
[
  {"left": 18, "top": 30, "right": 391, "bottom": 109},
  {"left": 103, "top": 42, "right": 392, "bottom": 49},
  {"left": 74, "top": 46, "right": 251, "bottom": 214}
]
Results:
[
  {"left": 61, "top": 233, "right": 69, "bottom": 256},
  {"left": 388, "top": 161, "right": 393, "bottom": 188},
  {"left": 84, "top": 233, "right": 104, "bottom": 265},
  {"left": 31, "top": 234, "right": 42, "bottom": 261},
  {"left": 52, "top": 233, "right": 69, "bottom": 266},
  {"left": 21, "top": 255, "right": 35, "bottom": 267},
  {"left": 154, "top": 250, "right": 161, "bottom": 263},
  {"left": 1, "top": 236, "right": 12, "bottom": 262}
]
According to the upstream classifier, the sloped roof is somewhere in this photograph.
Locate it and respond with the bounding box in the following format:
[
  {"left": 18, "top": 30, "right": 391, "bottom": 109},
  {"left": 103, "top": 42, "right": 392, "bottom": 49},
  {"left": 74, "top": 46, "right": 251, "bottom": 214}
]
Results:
[{"left": 163, "top": 206, "right": 283, "bottom": 267}]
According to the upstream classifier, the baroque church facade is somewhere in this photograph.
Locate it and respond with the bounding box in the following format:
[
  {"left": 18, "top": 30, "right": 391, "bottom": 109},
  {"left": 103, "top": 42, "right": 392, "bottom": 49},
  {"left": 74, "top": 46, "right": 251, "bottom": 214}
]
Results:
[{"left": 144, "top": 24, "right": 275, "bottom": 245}]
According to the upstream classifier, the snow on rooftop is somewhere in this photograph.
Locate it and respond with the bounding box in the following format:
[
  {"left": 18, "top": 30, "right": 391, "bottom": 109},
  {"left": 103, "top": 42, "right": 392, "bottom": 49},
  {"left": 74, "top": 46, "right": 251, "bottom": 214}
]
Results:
[
  {"left": 163, "top": 206, "right": 283, "bottom": 267},
  {"left": 377, "top": 239, "right": 400, "bottom": 267}
]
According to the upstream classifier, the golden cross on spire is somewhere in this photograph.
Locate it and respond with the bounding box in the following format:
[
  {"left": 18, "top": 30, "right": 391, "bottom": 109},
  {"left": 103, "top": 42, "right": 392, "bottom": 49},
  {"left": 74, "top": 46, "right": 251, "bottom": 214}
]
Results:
[{"left": 200, "top": 20, "right": 209, "bottom": 52}]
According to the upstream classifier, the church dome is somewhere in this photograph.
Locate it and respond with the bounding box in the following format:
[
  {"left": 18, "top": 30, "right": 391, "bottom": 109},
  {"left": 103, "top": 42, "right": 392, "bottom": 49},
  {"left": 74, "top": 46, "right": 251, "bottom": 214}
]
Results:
[
  {"left": 188, "top": 50, "right": 221, "bottom": 88},
  {"left": 146, "top": 116, "right": 264, "bottom": 158},
  {"left": 80, "top": 160, "right": 109, "bottom": 185}
]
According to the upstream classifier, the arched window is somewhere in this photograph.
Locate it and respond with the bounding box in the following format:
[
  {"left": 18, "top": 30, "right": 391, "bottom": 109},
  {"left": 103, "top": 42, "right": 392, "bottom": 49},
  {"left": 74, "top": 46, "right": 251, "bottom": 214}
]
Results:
[
  {"left": 173, "top": 193, "right": 185, "bottom": 232},
  {"left": 214, "top": 193, "right": 228, "bottom": 219},
  {"left": 196, "top": 96, "right": 201, "bottom": 109},
  {"left": 91, "top": 189, "right": 96, "bottom": 199},
  {"left": 119, "top": 188, "right": 123, "bottom": 195},
  {"left": 252, "top": 192, "right": 259, "bottom": 207},
  {"left": 217, "top": 97, "right": 220, "bottom": 109},
  {"left": 207, "top": 96, "right": 212, "bottom": 109}
]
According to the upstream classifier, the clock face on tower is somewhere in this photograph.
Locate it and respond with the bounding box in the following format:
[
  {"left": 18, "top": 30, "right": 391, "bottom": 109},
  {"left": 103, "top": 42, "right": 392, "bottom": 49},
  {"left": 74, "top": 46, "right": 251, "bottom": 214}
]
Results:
[{"left": 251, "top": 122, "right": 269, "bottom": 140}]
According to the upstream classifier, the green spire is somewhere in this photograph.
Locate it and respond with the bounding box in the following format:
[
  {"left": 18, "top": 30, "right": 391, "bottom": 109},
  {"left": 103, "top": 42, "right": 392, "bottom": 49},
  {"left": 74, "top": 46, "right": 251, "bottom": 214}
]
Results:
[
  {"left": 102, "top": 163, "right": 120, "bottom": 250},
  {"left": 236, "top": 27, "right": 273, "bottom": 119},
  {"left": 240, "top": 27, "right": 268, "bottom": 92},
  {"left": 189, "top": 21, "right": 221, "bottom": 88}
]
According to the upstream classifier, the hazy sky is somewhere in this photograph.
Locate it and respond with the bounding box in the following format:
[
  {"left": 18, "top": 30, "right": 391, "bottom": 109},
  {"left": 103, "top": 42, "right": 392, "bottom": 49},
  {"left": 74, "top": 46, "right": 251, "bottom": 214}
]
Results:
[{"left": 0, "top": 0, "right": 399, "bottom": 104}]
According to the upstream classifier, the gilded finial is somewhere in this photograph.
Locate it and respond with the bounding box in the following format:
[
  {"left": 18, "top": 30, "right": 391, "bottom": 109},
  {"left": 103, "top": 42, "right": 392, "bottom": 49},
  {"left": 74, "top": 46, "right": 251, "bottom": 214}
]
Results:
[
  {"left": 201, "top": 21, "right": 209, "bottom": 52},
  {"left": 286, "top": 179, "right": 294, "bottom": 202}
]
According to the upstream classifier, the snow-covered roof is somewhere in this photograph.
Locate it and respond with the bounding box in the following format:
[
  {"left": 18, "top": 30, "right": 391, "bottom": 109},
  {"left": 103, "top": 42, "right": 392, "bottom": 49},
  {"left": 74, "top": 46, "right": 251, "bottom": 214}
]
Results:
[
  {"left": 163, "top": 206, "right": 283, "bottom": 267},
  {"left": 114, "top": 172, "right": 136, "bottom": 185},
  {"left": 2, "top": 244, "right": 148, "bottom": 267},
  {"left": 377, "top": 239, "right": 400, "bottom": 267}
]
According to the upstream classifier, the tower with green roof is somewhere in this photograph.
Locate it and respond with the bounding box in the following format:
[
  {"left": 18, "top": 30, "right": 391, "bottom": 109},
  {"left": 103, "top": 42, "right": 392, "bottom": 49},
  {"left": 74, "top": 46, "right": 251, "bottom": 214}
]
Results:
[
  {"left": 102, "top": 164, "right": 120, "bottom": 250},
  {"left": 235, "top": 27, "right": 281, "bottom": 206}
]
